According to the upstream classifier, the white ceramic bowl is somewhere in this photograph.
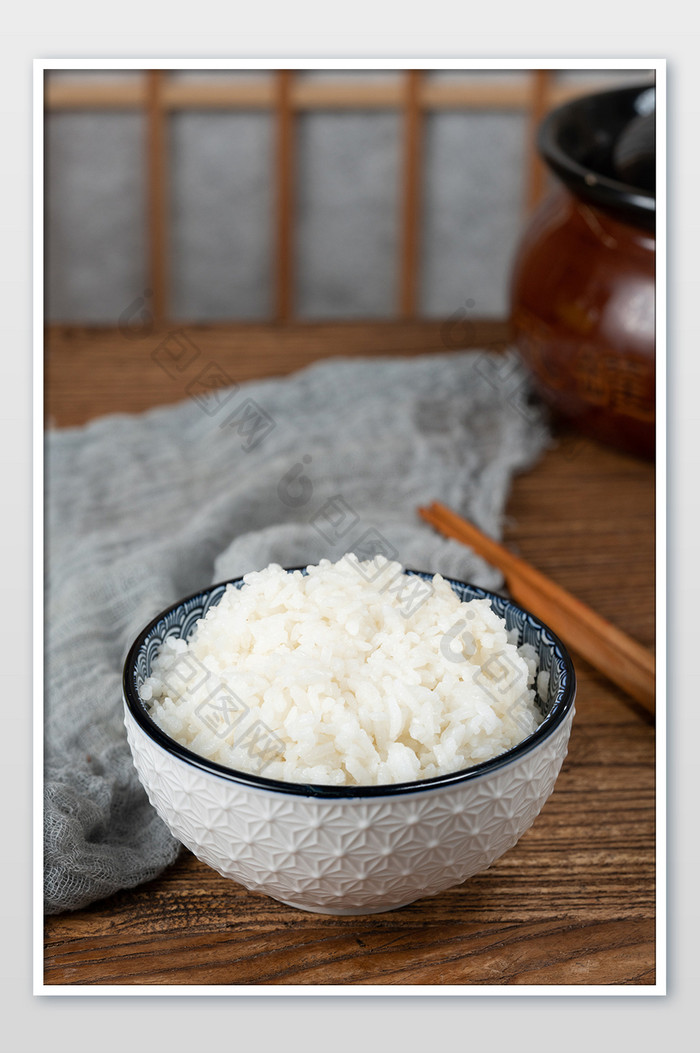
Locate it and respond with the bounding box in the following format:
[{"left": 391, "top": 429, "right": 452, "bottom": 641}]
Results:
[{"left": 123, "top": 572, "right": 576, "bottom": 914}]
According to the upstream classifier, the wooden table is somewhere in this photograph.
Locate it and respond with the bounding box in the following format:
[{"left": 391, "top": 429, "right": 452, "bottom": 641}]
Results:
[{"left": 43, "top": 322, "right": 656, "bottom": 987}]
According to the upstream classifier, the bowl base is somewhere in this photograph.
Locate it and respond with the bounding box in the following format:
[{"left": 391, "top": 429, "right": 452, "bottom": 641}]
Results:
[{"left": 274, "top": 897, "right": 416, "bottom": 916}]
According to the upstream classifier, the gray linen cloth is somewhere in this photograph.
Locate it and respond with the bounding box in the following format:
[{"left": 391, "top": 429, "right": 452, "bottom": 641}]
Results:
[{"left": 44, "top": 350, "right": 547, "bottom": 914}]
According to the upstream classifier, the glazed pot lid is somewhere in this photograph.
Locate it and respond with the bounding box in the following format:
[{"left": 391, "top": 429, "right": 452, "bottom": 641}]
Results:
[{"left": 538, "top": 83, "right": 656, "bottom": 229}]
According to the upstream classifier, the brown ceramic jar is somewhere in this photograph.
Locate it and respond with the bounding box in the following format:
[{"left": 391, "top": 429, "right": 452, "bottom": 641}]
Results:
[{"left": 510, "top": 85, "right": 655, "bottom": 459}]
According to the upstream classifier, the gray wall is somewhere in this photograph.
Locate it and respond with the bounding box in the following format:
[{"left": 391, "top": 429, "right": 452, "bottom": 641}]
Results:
[{"left": 45, "top": 69, "right": 653, "bottom": 325}]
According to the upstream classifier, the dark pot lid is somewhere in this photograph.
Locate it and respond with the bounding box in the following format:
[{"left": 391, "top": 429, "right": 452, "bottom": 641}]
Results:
[{"left": 538, "top": 83, "right": 656, "bottom": 229}]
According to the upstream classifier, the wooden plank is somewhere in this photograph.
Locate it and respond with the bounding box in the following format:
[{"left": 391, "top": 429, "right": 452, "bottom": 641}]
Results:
[
  {"left": 420, "top": 79, "right": 532, "bottom": 110},
  {"left": 161, "top": 78, "right": 275, "bottom": 109},
  {"left": 44, "top": 76, "right": 147, "bottom": 109},
  {"left": 44, "top": 74, "right": 569, "bottom": 113},
  {"left": 44, "top": 321, "right": 511, "bottom": 428},
  {"left": 525, "top": 70, "right": 553, "bottom": 214},
  {"left": 45, "top": 913, "right": 654, "bottom": 986},
  {"left": 145, "top": 71, "right": 169, "bottom": 325},
  {"left": 274, "top": 71, "right": 295, "bottom": 323},
  {"left": 290, "top": 78, "right": 403, "bottom": 109},
  {"left": 399, "top": 70, "right": 423, "bottom": 319}
]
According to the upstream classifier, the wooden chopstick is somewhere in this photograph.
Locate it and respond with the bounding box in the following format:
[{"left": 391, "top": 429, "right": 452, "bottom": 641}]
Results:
[{"left": 418, "top": 501, "right": 656, "bottom": 717}]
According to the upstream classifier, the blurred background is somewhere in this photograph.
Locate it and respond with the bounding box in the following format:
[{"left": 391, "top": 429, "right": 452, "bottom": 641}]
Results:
[{"left": 44, "top": 67, "right": 654, "bottom": 329}]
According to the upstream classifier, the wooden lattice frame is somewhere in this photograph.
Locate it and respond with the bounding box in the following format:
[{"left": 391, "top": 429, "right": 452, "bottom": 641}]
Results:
[{"left": 45, "top": 70, "right": 606, "bottom": 325}]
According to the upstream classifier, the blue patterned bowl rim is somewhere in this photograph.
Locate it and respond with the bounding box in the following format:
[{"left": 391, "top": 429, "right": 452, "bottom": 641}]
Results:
[{"left": 123, "top": 569, "right": 576, "bottom": 798}]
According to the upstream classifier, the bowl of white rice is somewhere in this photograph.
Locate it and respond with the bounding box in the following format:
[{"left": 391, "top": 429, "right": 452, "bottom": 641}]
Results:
[{"left": 123, "top": 557, "right": 576, "bottom": 914}]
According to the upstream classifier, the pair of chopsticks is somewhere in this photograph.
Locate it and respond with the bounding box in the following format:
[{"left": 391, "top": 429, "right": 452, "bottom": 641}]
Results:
[{"left": 418, "top": 501, "right": 655, "bottom": 718}]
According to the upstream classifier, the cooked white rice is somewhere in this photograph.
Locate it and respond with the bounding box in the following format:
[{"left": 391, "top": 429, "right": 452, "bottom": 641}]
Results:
[{"left": 140, "top": 557, "right": 545, "bottom": 786}]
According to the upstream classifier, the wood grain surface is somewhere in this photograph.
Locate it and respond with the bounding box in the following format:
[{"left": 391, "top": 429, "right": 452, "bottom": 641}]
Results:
[
  {"left": 43, "top": 323, "right": 656, "bottom": 987},
  {"left": 44, "top": 320, "right": 510, "bottom": 428}
]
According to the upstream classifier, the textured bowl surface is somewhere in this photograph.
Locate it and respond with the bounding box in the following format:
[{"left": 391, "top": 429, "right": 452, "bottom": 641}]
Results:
[{"left": 123, "top": 571, "right": 576, "bottom": 914}]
